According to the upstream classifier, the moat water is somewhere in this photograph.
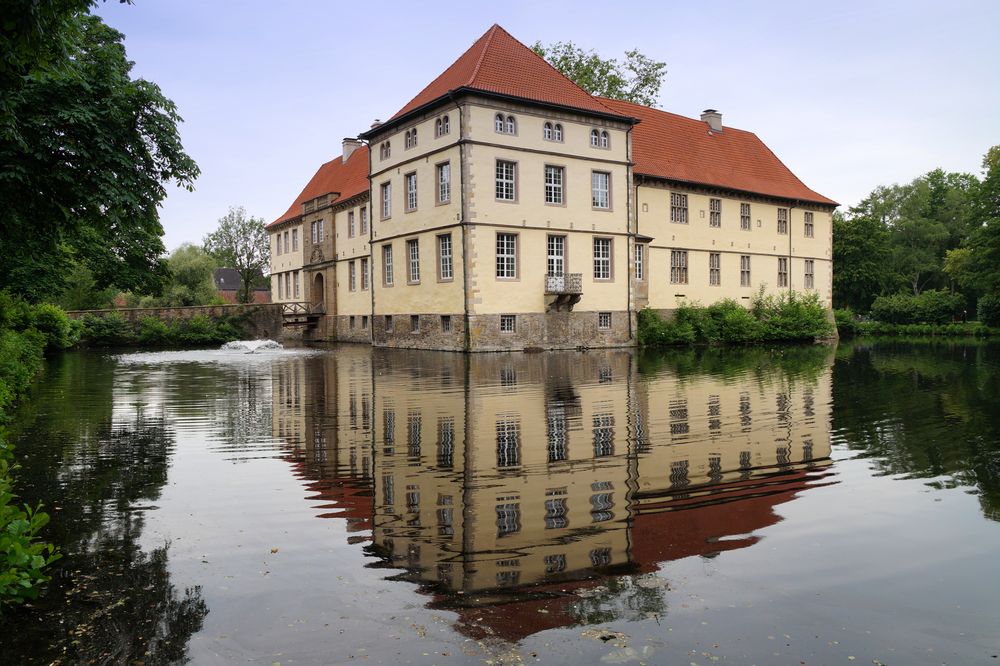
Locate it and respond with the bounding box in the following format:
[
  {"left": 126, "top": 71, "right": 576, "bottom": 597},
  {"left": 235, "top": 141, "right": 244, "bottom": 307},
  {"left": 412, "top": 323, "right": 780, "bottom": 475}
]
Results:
[{"left": 2, "top": 340, "right": 999, "bottom": 664}]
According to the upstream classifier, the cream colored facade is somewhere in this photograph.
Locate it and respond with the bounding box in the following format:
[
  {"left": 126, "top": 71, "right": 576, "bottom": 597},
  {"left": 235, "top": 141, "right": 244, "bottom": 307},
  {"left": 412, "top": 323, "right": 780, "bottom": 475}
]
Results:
[{"left": 269, "top": 221, "right": 304, "bottom": 303}]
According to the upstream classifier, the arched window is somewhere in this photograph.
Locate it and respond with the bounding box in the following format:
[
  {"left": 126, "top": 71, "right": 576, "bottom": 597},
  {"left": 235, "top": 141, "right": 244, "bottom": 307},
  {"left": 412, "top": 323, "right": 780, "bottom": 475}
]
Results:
[
  {"left": 600, "top": 130, "right": 609, "bottom": 148},
  {"left": 506, "top": 115, "right": 516, "bottom": 134},
  {"left": 384, "top": 141, "right": 391, "bottom": 158},
  {"left": 554, "top": 124, "right": 563, "bottom": 141},
  {"left": 436, "top": 115, "right": 449, "bottom": 137},
  {"left": 435, "top": 119, "right": 442, "bottom": 136},
  {"left": 495, "top": 113, "right": 505, "bottom": 133},
  {"left": 543, "top": 122, "right": 553, "bottom": 140},
  {"left": 590, "top": 129, "right": 600, "bottom": 147}
]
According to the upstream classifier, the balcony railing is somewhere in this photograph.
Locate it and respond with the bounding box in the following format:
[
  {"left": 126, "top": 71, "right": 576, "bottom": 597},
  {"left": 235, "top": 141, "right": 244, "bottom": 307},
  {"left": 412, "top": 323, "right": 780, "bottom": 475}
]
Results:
[{"left": 544, "top": 273, "right": 583, "bottom": 295}]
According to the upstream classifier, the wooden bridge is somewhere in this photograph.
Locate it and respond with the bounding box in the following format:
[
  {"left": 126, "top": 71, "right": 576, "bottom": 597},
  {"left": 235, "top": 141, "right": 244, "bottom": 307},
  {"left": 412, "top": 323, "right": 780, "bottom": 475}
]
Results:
[{"left": 281, "top": 302, "right": 325, "bottom": 328}]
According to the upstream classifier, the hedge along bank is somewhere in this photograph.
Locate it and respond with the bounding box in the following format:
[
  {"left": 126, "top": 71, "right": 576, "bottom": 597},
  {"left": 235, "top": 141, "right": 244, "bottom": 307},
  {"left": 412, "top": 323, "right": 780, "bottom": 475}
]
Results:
[
  {"left": 638, "top": 289, "right": 833, "bottom": 347},
  {"left": 0, "top": 295, "right": 70, "bottom": 610}
]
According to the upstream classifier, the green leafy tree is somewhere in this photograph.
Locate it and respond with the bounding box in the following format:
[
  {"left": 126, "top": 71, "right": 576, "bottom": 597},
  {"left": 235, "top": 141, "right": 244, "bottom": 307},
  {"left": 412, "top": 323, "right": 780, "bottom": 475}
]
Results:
[
  {"left": 964, "top": 146, "right": 1000, "bottom": 294},
  {"left": 0, "top": 8, "right": 198, "bottom": 302},
  {"left": 531, "top": 41, "right": 666, "bottom": 106},
  {"left": 156, "top": 244, "right": 220, "bottom": 306},
  {"left": 203, "top": 207, "right": 269, "bottom": 304},
  {"left": 832, "top": 210, "right": 893, "bottom": 311}
]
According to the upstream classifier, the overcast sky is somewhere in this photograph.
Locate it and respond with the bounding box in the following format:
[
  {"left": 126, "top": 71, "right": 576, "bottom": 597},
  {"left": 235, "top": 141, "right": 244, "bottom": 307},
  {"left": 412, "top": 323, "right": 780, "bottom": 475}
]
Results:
[{"left": 95, "top": 0, "right": 1000, "bottom": 252}]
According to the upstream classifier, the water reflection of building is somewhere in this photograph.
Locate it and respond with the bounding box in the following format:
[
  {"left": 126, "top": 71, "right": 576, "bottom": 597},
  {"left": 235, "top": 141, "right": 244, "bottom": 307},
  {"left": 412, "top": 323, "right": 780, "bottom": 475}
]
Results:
[{"left": 271, "top": 346, "right": 834, "bottom": 640}]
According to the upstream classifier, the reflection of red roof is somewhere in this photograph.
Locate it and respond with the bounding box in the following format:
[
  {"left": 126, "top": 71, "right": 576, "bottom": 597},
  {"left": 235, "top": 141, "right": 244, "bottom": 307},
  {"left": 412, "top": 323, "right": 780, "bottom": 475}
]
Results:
[
  {"left": 387, "top": 24, "right": 630, "bottom": 123},
  {"left": 269, "top": 145, "right": 370, "bottom": 228},
  {"left": 631, "top": 465, "right": 833, "bottom": 566},
  {"left": 600, "top": 97, "right": 838, "bottom": 206},
  {"left": 284, "top": 455, "right": 374, "bottom": 532}
]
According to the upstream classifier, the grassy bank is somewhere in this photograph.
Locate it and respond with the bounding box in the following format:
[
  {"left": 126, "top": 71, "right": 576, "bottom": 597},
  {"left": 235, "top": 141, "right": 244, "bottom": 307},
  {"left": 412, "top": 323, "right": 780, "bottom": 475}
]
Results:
[
  {"left": 638, "top": 290, "right": 833, "bottom": 347},
  {"left": 0, "top": 295, "right": 69, "bottom": 610}
]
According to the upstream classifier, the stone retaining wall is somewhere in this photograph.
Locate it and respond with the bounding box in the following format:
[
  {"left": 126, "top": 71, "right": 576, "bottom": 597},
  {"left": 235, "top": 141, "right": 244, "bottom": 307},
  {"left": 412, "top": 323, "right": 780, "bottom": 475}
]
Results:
[{"left": 66, "top": 304, "right": 285, "bottom": 340}]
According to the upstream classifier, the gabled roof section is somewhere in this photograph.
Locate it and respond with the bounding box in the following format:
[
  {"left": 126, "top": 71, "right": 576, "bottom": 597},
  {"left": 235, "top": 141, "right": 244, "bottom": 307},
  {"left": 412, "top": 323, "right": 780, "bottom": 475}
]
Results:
[
  {"left": 600, "top": 97, "right": 838, "bottom": 206},
  {"left": 269, "top": 144, "right": 370, "bottom": 228},
  {"left": 387, "top": 24, "right": 631, "bottom": 123}
]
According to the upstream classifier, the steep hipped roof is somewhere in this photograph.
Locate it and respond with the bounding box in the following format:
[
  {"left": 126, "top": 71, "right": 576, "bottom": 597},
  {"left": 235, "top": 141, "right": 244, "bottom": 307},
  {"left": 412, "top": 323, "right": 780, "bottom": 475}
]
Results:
[
  {"left": 600, "top": 97, "right": 838, "bottom": 206},
  {"left": 387, "top": 24, "right": 631, "bottom": 123},
  {"left": 269, "top": 145, "right": 370, "bottom": 228}
]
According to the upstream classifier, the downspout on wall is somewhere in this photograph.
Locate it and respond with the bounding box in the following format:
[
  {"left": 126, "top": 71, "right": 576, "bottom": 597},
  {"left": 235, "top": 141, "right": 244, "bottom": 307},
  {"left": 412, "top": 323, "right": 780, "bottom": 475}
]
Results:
[{"left": 447, "top": 91, "right": 471, "bottom": 353}]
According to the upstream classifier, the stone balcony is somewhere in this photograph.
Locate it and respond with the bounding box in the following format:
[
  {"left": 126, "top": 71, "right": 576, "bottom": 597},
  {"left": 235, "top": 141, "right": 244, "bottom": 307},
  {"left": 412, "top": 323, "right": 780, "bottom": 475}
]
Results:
[{"left": 544, "top": 273, "right": 582, "bottom": 312}]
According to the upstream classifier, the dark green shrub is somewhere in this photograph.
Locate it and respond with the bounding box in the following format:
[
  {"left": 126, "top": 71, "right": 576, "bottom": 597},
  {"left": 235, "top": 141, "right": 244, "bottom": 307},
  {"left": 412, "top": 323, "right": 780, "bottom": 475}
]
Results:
[
  {"left": 752, "top": 290, "right": 832, "bottom": 341},
  {"left": 834, "top": 308, "right": 858, "bottom": 336},
  {"left": 0, "top": 329, "right": 45, "bottom": 411},
  {"left": 29, "top": 303, "right": 76, "bottom": 350},
  {"left": 137, "top": 317, "right": 174, "bottom": 346},
  {"left": 80, "top": 312, "right": 136, "bottom": 346},
  {"left": 977, "top": 294, "right": 1000, "bottom": 327},
  {"left": 871, "top": 290, "right": 966, "bottom": 325}
]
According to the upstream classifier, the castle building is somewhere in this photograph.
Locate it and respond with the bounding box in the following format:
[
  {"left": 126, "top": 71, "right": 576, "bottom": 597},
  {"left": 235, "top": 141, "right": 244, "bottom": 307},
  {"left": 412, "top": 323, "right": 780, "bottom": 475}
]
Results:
[{"left": 267, "top": 24, "right": 837, "bottom": 351}]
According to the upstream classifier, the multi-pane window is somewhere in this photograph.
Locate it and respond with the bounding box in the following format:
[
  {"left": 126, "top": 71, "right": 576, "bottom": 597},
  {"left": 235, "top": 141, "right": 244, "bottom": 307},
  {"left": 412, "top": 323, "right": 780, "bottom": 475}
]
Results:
[
  {"left": 740, "top": 255, "right": 751, "bottom": 286},
  {"left": 361, "top": 257, "right": 369, "bottom": 290},
  {"left": 381, "top": 182, "right": 391, "bottom": 219},
  {"left": 593, "top": 237, "right": 612, "bottom": 279},
  {"left": 310, "top": 220, "right": 324, "bottom": 243},
  {"left": 495, "top": 160, "right": 516, "bottom": 201},
  {"left": 437, "top": 234, "right": 453, "bottom": 280},
  {"left": 543, "top": 122, "right": 562, "bottom": 141},
  {"left": 740, "top": 202, "right": 751, "bottom": 231},
  {"left": 499, "top": 314, "right": 516, "bottom": 333},
  {"left": 293, "top": 271, "right": 300, "bottom": 298},
  {"left": 348, "top": 211, "right": 355, "bottom": 238},
  {"left": 778, "top": 256, "right": 789, "bottom": 287},
  {"left": 349, "top": 260, "right": 357, "bottom": 291},
  {"left": 407, "top": 239, "right": 420, "bottom": 283},
  {"left": 379, "top": 141, "right": 390, "bottom": 160},
  {"left": 804, "top": 211, "right": 815, "bottom": 237},
  {"left": 598, "top": 312, "right": 611, "bottom": 329},
  {"left": 360, "top": 207, "right": 368, "bottom": 235},
  {"left": 777, "top": 208, "right": 788, "bottom": 234},
  {"left": 495, "top": 113, "right": 516, "bottom": 134},
  {"left": 635, "top": 243, "right": 644, "bottom": 280},
  {"left": 407, "top": 128, "right": 418, "bottom": 148},
  {"left": 593, "top": 413, "right": 615, "bottom": 456},
  {"left": 547, "top": 235, "right": 565, "bottom": 276},
  {"left": 496, "top": 233, "right": 517, "bottom": 279},
  {"left": 437, "top": 162, "right": 450, "bottom": 204},
  {"left": 709, "top": 198, "right": 722, "bottom": 227},
  {"left": 435, "top": 115, "right": 449, "bottom": 137},
  {"left": 544, "top": 498, "right": 568, "bottom": 529},
  {"left": 410, "top": 314, "right": 420, "bottom": 332},
  {"left": 496, "top": 502, "right": 520, "bottom": 536},
  {"left": 284, "top": 231, "right": 289, "bottom": 254},
  {"left": 544, "top": 165, "right": 564, "bottom": 204},
  {"left": 709, "top": 252, "right": 721, "bottom": 286},
  {"left": 600, "top": 130, "right": 609, "bottom": 148},
  {"left": 670, "top": 250, "right": 688, "bottom": 284},
  {"left": 275, "top": 234, "right": 281, "bottom": 256},
  {"left": 590, "top": 128, "right": 609, "bottom": 148},
  {"left": 497, "top": 419, "right": 520, "bottom": 466},
  {"left": 592, "top": 171, "right": 610, "bottom": 209},
  {"left": 670, "top": 192, "right": 688, "bottom": 223},
  {"left": 291, "top": 229, "right": 298, "bottom": 251},
  {"left": 405, "top": 172, "right": 417, "bottom": 211},
  {"left": 805, "top": 259, "right": 815, "bottom": 289},
  {"left": 547, "top": 405, "right": 568, "bottom": 462},
  {"left": 382, "top": 245, "right": 394, "bottom": 286}
]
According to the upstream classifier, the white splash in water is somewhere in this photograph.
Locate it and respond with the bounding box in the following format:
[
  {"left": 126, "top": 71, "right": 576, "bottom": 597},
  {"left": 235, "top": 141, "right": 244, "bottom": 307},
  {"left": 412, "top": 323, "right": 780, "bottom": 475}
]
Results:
[{"left": 221, "top": 339, "right": 284, "bottom": 353}]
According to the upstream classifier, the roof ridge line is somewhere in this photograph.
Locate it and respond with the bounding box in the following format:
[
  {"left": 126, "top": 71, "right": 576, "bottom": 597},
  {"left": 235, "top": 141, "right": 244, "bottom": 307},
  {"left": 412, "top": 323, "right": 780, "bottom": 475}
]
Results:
[{"left": 468, "top": 24, "right": 500, "bottom": 87}]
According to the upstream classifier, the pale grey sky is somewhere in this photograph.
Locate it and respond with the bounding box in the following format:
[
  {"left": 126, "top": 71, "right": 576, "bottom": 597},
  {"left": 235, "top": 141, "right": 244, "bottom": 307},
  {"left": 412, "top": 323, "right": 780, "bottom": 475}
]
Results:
[{"left": 95, "top": 0, "right": 1000, "bottom": 251}]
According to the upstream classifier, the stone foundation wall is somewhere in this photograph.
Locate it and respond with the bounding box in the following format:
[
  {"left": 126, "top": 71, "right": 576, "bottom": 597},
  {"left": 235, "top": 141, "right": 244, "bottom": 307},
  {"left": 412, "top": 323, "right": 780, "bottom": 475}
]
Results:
[
  {"left": 468, "top": 310, "right": 632, "bottom": 351},
  {"left": 372, "top": 313, "right": 466, "bottom": 351},
  {"left": 332, "top": 315, "right": 374, "bottom": 344}
]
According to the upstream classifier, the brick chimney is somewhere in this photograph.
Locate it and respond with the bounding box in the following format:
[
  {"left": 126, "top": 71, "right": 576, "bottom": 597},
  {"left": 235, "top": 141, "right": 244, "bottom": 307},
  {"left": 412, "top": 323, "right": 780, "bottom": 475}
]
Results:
[
  {"left": 342, "top": 137, "right": 362, "bottom": 163},
  {"left": 701, "top": 109, "right": 723, "bottom": 132}
]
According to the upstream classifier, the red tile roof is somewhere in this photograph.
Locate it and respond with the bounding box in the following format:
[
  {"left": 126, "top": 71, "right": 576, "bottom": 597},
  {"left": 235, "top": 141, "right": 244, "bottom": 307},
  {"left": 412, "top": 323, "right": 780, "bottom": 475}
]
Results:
[
  {"left": 269, "top": 145, "right": 370, "bottom": 228},
  {"left": 601, "top": 97, "right": 838, "bottom": 206},
  {"left": 388, "top": 24, "right": 630, "bottom": 122}
]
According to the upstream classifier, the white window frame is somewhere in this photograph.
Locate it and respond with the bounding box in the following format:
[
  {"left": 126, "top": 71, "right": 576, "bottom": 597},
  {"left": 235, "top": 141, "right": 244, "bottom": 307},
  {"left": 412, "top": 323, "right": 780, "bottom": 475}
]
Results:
[
  {"left": 437, "top": 162, "right": 451, "bottom": 204},
  {"left": 805, "top": 259, "right": 815, "bottom": 289},
  {"left": 348, "top": 210, "right": 355, "bottom": 238},
  {"left": 592, "top": 171, "right": 610, "bottom": 209},
  {"left": 495, "top": 159, "right": 516, "bottom": 201},
  {"left": 437, "top": 234, "right": 453, "bottom": 281},
  {"left": 740, "top": 254, "right": 751, "bottom": 286},
  {"left": 407, "top": 238, "right": 420, "bottom": 284},
  {"left": 349, "top": 260, "right": 357, "bottom": 291},
  {"left": 405, "top": 172, "right": 417, "bottom": 211},
  {"left": 709, "top": 198, "right": 721, "bottom": 227},
  {"left": 291, "top": 228, "right": 298, "bottom": 251},
  {"left": 499, "top": 314, "right": 516, "bottom": 334},
  {"left": 381, "top": 182, "right": 392, "bottom": 219},
  {"left": 360, "top": 207, "right": 368, "bottom": 235},
  {"left": 777, "top": 207, "right": 788, "bottom": 235},
  {"left": 670, "top": 192, "right": 688, "bottom": 224},
  {"left": 740, "top": 202, "right": 751, "bottom": 231},
  {"left": 496, "top": 232, "right": 517, "bottom": 279},
  {"left": 804, "top": 211, "right": 815, "bottom": 238},
  {"left": 635, "top": 243, "right": 644, "bottom": 281},
  {"left": 544, "top": 165, "right": 564, "bottom": 205},
  {"left": 778, "top": 256, "right": 789, "bottom": 287},
  {"left": 383, "top": 244, "right": 394, "bottom": 287},
  {"left": 598, "top": 312, "right": 611, "bottom": 329},
  {"left": 361, "top": 257, "right": 369, "bottom": 290},
  {"left": 709, "top": 252, "right": 721, "bottom": 286},
  {"left": 593, "top": 237, "right": 612, "bottom": 280},
  {"left": 547, "top": 235, "right": 565, "bottom": 277}
]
